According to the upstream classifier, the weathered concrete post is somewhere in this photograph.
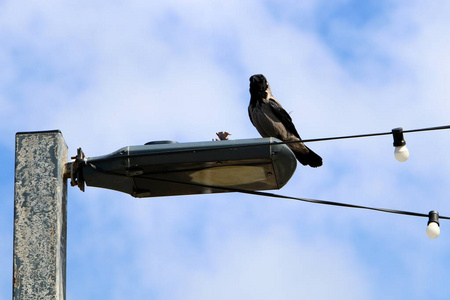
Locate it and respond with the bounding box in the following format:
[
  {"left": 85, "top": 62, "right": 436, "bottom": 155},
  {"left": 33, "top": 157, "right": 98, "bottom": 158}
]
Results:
[{"left": 13, "top": 130, "right": 68, "bottom": 300}]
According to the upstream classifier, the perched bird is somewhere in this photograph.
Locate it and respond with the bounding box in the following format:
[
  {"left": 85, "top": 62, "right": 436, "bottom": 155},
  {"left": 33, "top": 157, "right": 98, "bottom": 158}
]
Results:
[
  {"left": 248, "top": 74, "right": 322, "bottom": 168},
  {"left": 215, "top": 131, "right": 231, "bottom": 141}
]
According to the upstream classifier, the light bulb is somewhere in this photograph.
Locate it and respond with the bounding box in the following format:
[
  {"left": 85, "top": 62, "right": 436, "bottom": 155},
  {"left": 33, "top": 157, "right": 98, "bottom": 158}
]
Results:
[
  {"left": 426, "top": 211, "right": 440, "bottom": 239},
  {"left": 394, "top": 145, "right": 409, "bottom": 162},
  {"left": 426, "top": 222, "right": 440, "bottom": 239},
  {"left": 392, "top": 128, "right": 409, "bottom": 162}
]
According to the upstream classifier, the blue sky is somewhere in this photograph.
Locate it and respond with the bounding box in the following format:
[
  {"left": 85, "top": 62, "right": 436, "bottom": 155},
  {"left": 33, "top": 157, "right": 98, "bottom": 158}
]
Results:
[{"left": 2, "top": 0, "right": 450, "bottom": 299}]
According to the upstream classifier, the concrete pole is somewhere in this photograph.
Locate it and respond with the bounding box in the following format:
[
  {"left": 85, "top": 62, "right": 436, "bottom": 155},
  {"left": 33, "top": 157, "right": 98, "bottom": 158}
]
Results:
[{"left": 13, "top": 130, "right": 68, "bottom": 300}]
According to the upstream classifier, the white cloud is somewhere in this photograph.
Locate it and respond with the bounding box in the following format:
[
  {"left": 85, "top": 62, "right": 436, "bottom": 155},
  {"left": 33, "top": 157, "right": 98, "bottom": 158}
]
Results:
[
  {"left": 177, "top": 228, "right": 372, "bottom": 300},
  {"left": 3, "top": 1, "right": 450, "bottom": 299}
]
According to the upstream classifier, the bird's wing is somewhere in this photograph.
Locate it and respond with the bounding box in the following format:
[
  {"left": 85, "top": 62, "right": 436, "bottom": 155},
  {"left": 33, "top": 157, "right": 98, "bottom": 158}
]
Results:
[
  {"left": 248, "top": 106, "right": 255, "bottom": 126},
  {"left": 268, "top": 98, "right": 301, "bottom": 138}
]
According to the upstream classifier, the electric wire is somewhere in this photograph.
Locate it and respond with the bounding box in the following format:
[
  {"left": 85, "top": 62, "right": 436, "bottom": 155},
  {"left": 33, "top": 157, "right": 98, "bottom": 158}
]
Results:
[
  {"left": 87, "top": 124, "right": 450, "bottom": 161},
  {"left": 83, "top": 161, "right": 450, "bottom": 221},
  {"left": 139, "top": 175, "right": 450, "bottom": 220},
  {"left": 292, "top": 124, "right": 450, "bottom": 144}
]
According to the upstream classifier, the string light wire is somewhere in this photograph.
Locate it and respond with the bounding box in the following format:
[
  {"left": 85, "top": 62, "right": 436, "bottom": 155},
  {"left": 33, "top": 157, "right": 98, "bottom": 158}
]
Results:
[
  {"left": 84, "top": 161, "right": 450, "bottom": 222},
  {"left": 139, "top": 175, "right": 450, "bottom": 221},
  {"left": 93, "top": 124, "right": 450, "bottom": 161},
  {"left": 291, "top": 124, "right": 450, "bottom": 144}
]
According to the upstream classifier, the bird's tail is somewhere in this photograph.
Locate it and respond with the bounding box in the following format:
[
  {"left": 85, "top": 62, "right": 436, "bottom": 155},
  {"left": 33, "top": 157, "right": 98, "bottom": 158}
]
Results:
[{"left": 295, "top": 147, "right": 323, "bottom": 168}]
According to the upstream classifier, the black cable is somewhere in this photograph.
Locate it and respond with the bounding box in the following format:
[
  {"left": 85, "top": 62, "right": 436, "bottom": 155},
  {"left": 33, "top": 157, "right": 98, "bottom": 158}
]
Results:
[
  {"left": 82, "top": 158, "right": 450, "bottom": 221},
  {"left": 127, "top": 173, "right": 450, "bottom": 221},
  {"left": 199, "top": 123, "right": 450, "bottom": 153},
  {"left": 86, "top": 124, "right": 450, "bottom": 162},
  {"left": 285, "top": 124, "right": 450, "bottom": 144},
  {"left": 404, "top": 124, "right": 450, "bottom": 134},
  {"left": 85, "top": 124, "right": 450, "bottom": 162}
]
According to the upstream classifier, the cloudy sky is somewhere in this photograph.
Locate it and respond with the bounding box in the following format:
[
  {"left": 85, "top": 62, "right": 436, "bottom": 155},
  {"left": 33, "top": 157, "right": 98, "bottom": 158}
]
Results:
[{"left": 2, "top": 0, "right": 450, "bottom": 299}]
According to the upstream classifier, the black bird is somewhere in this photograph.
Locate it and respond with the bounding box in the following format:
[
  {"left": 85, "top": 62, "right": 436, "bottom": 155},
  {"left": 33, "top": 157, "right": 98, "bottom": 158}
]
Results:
[{"left": 248, "top": 74, "right": 322, "bottom": 168}]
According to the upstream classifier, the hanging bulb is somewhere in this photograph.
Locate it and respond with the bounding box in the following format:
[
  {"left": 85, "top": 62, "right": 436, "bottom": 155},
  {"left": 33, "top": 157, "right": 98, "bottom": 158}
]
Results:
[
  {"left": 394, "top": 145, "right": 409, "bottom": 162},
  {"left": 426, "top": 210, "right": 440, "bottom": 239},
  {"left": 392, "top": 128, "right": 409, "bottom": 162}
]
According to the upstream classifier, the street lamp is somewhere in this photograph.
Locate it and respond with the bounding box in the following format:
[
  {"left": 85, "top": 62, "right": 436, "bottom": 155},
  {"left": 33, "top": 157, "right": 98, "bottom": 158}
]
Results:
[{"left": 69, "top": 138, "right": 297, "bottom": 197}]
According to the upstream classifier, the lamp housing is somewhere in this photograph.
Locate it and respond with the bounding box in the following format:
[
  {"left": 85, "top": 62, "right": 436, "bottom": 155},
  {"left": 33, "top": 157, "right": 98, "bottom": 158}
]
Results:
[{"left": 73, "top": 138, "right": 297, "bottom": 198}]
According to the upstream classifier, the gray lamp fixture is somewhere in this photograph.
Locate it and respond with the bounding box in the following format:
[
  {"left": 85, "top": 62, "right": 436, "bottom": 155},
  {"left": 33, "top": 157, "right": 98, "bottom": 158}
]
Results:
[{"left": 68, "top": 138, "right": 297, "bottom": 197}]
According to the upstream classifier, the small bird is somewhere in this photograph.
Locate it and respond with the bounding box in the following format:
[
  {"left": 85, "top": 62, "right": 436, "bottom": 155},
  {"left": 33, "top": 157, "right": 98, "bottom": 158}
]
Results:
[
  {"left": 248, "top": 74, "right": 322, "bottom": 168},
  {"left": 214, "top": 131, "right": 231, "bottom": 141}
]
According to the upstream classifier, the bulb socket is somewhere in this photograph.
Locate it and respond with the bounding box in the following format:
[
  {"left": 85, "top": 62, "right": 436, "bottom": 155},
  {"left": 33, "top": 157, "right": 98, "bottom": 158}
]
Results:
[
  {"left": 428, "top": 210, "right": 440, "bottom": 226},
  {"left": 392, "top": 127, "right": 406, "bottom": 147}
]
